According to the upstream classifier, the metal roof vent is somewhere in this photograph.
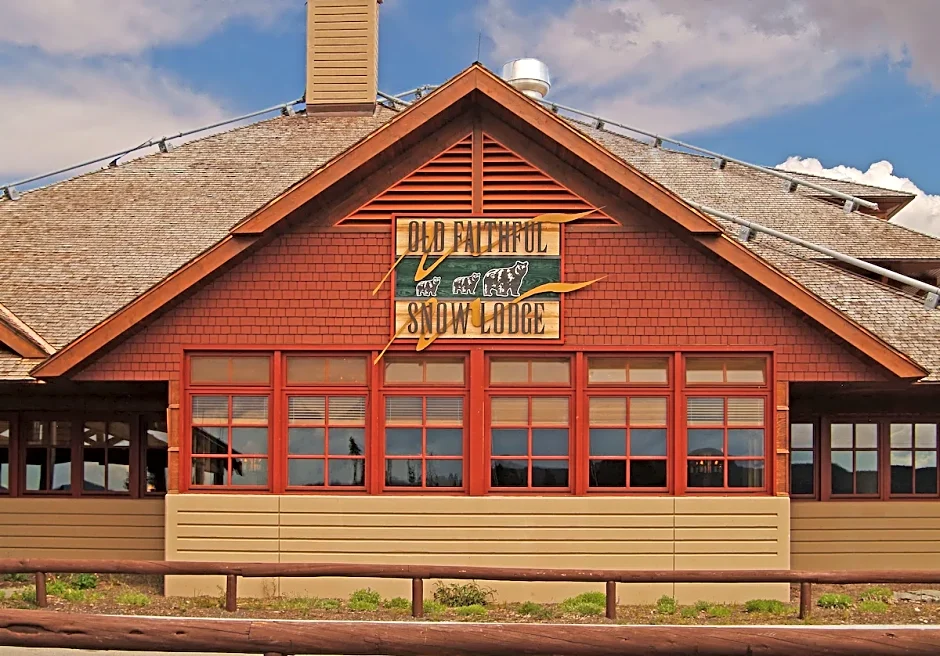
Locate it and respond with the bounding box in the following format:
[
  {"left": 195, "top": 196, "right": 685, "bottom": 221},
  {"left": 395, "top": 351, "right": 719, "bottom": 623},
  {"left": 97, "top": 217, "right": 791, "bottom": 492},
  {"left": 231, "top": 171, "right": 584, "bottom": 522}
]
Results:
[{"left": 501, "top": 58, "right": 551, "bottom": 99}]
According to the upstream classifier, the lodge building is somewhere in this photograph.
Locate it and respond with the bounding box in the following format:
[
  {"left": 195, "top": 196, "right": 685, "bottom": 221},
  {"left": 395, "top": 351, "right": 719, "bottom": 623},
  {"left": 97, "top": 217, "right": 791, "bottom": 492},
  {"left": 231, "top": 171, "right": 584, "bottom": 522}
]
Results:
[{"left": 1, "top": 0, "right": 940, "bottom": 604}]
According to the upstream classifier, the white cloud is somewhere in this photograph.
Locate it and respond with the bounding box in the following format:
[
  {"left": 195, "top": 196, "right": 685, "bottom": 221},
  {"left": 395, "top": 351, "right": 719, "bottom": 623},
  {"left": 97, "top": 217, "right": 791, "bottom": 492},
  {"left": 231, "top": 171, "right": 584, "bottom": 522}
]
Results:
[
  {"left": 481, "top": 0, "right": 940, "bottom": 135},
  {"left": 0, "top": 0, "right": 296, "bottom": 57},
  {"left": 778, "top": 157, "right": 940, "bottom": 238},
  {"left": 0, "top": 62, "right": 228, "bottom": 183},
  {"left": 0, "top": 0, "right": 298, "bottom": 182}
]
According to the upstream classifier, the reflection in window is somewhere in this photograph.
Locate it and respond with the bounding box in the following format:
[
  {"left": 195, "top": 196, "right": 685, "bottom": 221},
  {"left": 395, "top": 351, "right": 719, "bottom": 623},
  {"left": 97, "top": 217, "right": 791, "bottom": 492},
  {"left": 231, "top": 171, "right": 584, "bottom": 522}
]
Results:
[
  {"left": 490, "top": 358, "right": 570, "bottom": 385},
  {"left": 287, "top": 396, "right": 367, "bottom": 488},
  {"left": 685, "top": 357, "right": 765, "bottom": 385},
  {"left": 25, "top": 421, "right": 72, "bottom": 492},
  {"left": 190, "top": 355, "right": 270, "bottom": 385},
  {"left": 191, "top": 395, "right": 269, "bottom": 487},
  {"left": 830, "top": 423, "right": 878, "bottom": 495},
  {"left": 490, "top": 396, "right": 570, "bottom": 489},
  {"left": 384, "top": 396, "right": 464, "bottom": 488},
  {"left": 145, "top": 418, "right": 169, "bottom": 494},
  {"left": 889, "top": 423, "right": 938, "bottom": 496},
  {"left": 587, "top": 357, "right": 669, "bottom": 385},
  {"left": 287, "top": 355, "right": 368, "bottom": 385},
  {"left": 82, "top": 421, "right": 131, "bottom": 493},
  {"left": 790, "top": 423, "right": 815, "bottom": 496},
  {"left": 588, "top": 397, "right": 668, "bottom": 489},
  {"left": 686, "top": 397, "right": 765, "bottom": 489},
  {"left": 0, "top": 421, "right": 9, "bottom": 493}
]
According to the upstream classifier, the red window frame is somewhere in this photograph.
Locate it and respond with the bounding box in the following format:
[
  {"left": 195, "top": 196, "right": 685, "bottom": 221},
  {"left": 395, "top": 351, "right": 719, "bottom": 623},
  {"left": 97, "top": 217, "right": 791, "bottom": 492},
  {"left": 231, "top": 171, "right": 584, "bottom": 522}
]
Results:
[
  {"left": 887, "top": 422, "right": 939, "bottom": 497},
  {"left": 585, "top": 392, "right": 670, "bottom": 493},
  {"left": 189, "top": 394, "right": 271, "bottom": 490},
  {"left": 825, "top": 420, "right": 880, "bottom": 498},
  {"left": 285, "top": 393, "right": 368, "bottom": 490},
  {"left": 683, "top": 394, "right": 769, "bottom": 492},
  {"left": 486, "top": 392, "right": 573, "bottom": 492}
]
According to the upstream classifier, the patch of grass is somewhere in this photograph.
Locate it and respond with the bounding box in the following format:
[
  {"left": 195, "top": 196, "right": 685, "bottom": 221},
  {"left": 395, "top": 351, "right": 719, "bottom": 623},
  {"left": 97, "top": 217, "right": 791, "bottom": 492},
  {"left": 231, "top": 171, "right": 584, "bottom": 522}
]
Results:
[
  {"left": 706, "top": 604, "right": 733, "bottom": 618},
  {"left": 115, "top": 591, "right": 151, "bottom": 607},
  {"left": 313, "top": 598, "right": 341, "bottom": 611},
  {"left": 560, "top": 600, "right": 605, "bottom": 617},
  {"left": 859, "top": 586, "right": 892, "bottom": 603},
  {"left": 46, "top": 578, "right": 69, "bottom": 596},
  {"left": 190, "top": 596, "right": 222, "bottom": 609},
  {"left": 693, "top": 600, "right": 711, "bottom": 613},
  {"left": 858, "top": 600, "right": 889, "bottom": 613},
  {"left": 455, "top": 604, "right": 487, "bottom": 617},
  {"left": 348, "top": 599, "right": 379, "bottom": 611},
  {"left": 655, "top": 595, "right": 677, "bottom": 615},
  {"left": 744, "top": 599, "right": 787, "bottom": 615},
  {"left": 679, "top": 606, "right": 699, "bottom": 619},
  {"left": 2, "top": 573, "right": 30, "bottom": 584},
  {"left": 432, "top": 581, "right": 494, "bottom": 607},
  {"left": 517, "top": 601, "right": 554, "bottom": 619},
  {"left": 423, "top": 599, "right": 446, "bottom": 615},
  {"left": 384, "top": 597, "right": 411, "bottom": 610},
  {"left": 69, "top": 573, "right": 99, "bottom": 590},
  {"left": 349, "top": 588, "right": 382, "bottom": 606},
  {"left": 817, "top": 593, "right": 852, "bottom": 610},
  {"left": 13, "top": 589, "right": 37, "bottom": 606},
  {"left": 62, "top": 588, "right": 86, "bottom": 603},
  {"left": 269, "top": 597, "right": 316, "bottom": 612}
]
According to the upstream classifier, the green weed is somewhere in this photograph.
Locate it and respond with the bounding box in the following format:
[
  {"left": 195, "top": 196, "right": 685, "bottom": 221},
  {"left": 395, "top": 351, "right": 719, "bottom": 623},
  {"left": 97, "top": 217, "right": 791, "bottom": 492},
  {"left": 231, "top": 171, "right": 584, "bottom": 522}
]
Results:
[
  {"left": 817, "top": 593, "right": 852, "bottom": 609},
  {"left": 384, "top": 597, "right": 411, "bottom": 610},
  {"left": 433, "top": 581, "right": 494, "bottom": 607},
  {"left": 655, "top": 595, "right": 678, "bottom": 615},
  {"left": 115, "top": 591, "right": 151, "bottom": 607},
  {"left": 455, "top": 604, "right": 487, "bottom": 617},
  {"left": 858, "top": 600, "right": 889, "bottom": 613},
  {"left": 744, "top": 599, "right": 787, "bottom": 614},
  {"left": 859, "top": 586, "right": 892, "bottom": 603}
]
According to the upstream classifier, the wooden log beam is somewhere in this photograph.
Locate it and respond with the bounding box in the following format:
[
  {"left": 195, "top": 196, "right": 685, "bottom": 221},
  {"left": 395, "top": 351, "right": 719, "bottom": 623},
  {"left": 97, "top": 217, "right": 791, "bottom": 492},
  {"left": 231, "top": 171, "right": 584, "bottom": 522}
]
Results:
[
  {"left": 1, "top": 559, "right": 940, "bottom": 585},
  {"left": 0, "top": 609, "right": 938, "bottom": 656}
]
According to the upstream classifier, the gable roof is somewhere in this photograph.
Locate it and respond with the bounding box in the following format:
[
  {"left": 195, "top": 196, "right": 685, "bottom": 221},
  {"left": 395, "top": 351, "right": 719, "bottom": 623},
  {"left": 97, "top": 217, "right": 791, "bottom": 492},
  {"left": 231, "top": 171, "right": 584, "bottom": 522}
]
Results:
[{"left": 1, "top": 64, "right": 937, "bottom": 381}]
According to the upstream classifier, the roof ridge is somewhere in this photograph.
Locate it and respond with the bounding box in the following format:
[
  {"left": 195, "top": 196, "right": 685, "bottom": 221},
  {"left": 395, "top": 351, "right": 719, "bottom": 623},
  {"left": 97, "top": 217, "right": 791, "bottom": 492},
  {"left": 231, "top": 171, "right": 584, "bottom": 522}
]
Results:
[{"left": 774, "top": 166, "right": 917, "bottom": 197}]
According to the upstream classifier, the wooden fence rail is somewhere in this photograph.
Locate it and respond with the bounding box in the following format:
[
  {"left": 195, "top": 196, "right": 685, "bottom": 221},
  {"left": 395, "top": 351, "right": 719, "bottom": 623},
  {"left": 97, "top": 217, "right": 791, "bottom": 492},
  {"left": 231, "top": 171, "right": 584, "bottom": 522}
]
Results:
[
  {"left": 3, "top": 558, "right": 940, "bottom": 622},
  {"left": 1, "top": 609, "right": 940, "bottom": 656}
]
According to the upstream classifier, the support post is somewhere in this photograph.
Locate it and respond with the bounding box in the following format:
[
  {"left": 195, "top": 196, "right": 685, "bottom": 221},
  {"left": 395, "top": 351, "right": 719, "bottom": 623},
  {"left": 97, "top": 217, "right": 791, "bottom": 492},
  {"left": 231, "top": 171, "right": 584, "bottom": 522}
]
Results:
[
  {"left": 412, "top": 578, "right": 424, "bottom": 618},
  {"left": 605, "top": 581, "right": 616, "bottom": 620},
  {"left": 225, "top": 574, "right": 238, "bottom": 612},
  {"left": 799, "top": 582, "right": 812, "bottom": 619},
  {"left": 35, "top": 572, "right": 47, "bottom": 608}
]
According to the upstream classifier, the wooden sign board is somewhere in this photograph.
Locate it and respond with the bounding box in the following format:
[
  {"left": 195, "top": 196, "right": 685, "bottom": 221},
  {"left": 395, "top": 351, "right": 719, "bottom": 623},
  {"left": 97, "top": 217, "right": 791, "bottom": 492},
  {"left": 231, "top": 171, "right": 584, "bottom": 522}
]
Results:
[{"left": 393, "top": 217, "right": 562, "bottom": 341}]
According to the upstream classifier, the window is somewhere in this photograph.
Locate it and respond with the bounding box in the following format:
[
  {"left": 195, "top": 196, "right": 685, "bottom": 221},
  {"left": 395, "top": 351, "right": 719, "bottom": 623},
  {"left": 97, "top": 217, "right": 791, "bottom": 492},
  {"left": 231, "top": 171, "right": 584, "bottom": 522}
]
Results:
[
  {"left": 190, "top": 355, "right": 270, "bottom": 385},
  {"left": 25, "top": 420, "right": 72, "bottom": 492},
  {"left": 790, "top": 423, "right": 815, "bottom": 497},
  {"left": 385, "top": 357, "right": 464, "bottom": 385},
  {"left": 144, "top": 418, "right": 169, "bottom": 494},
  {"left": 889, "top": 423, "right": 938, "bottom": 496},
  {"left": 685, "top": 357, "right": 765, "bottom": 385},
  {"left": 588, "top": 357, "right": 669, "bottom": 385},
  {"left": 384, "top": 396, "right": 464, "bottom": 488},
  {"left": 190, "top": 395, "right": 269, "bottom": 487},
  {"left": 288, "top": 396, "right": 367, "bottom": 488},
  {"left": 829, "top": 422, "right": 878, "bottom": 496},
  {"left": 588, "top": 397, "right": 668, "bottom": 490},
  {"left": 287, "top": 355, "right": 367, "bottom": 385},
  {"left": 0, "top": 421, "right": 9, "bottom": 493},
  {"left": 82, "top": 421, "right": 131, "bottom": 493},
  {"left": 686, "top": 397, "right": 765, "bottom": 489},
  {"left": 489, "top": 396, "right": 570, "bottom": 489},
  {"left": 490, "top": 358, "right": 569, "bottom": 385}
]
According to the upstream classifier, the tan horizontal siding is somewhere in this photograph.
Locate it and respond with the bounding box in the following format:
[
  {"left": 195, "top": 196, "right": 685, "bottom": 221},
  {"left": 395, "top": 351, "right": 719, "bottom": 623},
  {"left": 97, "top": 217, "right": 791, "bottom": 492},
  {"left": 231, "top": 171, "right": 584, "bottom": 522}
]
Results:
[
  {"left": 791, "top": 501, "right": 940, "bottom": 570},
  {"left": 0, "top": 498, "right": 164, "bottom": 560},
  {"left": 166, "top": 495, "right": 790, "bottom": 604}
]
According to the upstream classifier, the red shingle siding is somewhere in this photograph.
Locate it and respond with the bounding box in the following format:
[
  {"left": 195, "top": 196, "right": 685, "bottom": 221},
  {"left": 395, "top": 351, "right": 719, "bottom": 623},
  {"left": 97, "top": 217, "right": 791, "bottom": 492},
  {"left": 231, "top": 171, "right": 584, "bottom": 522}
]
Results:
[
  {"left": 564, "top": 228, "right": 885, "bottom": 382},
  {"left": 77, "top": 222, "right": 884, "bottom": 383}
]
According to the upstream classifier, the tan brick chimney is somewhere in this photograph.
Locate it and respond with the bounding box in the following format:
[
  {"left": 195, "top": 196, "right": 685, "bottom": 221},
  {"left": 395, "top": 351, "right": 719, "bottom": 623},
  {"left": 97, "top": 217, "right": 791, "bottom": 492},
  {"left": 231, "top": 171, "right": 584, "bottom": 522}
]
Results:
[{"left": 306, "top": 0, "right": 380, "bottom": 114}]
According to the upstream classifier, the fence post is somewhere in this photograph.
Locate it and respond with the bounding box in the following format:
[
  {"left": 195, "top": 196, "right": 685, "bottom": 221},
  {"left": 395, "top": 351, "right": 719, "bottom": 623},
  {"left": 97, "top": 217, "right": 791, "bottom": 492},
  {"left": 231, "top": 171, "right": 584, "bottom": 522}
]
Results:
[
  {"left": 799, "top": 582, "right": 812, "bottom": 619},
  {"left": 225, "top": 574, "right": 238, "bottom": 612},
  {"left": 605, "top": 581, "right": 617, "bottom": 620},
  {"left": 412, "top": 578, "right": 424, "bottom": 618},
  {"left": 35, "top": 572, "right": 47, "bottom": 608}
]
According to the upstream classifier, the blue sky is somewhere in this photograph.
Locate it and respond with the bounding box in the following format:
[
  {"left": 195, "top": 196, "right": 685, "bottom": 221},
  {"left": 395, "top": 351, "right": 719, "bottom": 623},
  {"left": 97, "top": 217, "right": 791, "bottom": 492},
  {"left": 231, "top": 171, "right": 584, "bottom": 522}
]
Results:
[{"left": 1, "top": 0, "right": 938, "bottom": 232}]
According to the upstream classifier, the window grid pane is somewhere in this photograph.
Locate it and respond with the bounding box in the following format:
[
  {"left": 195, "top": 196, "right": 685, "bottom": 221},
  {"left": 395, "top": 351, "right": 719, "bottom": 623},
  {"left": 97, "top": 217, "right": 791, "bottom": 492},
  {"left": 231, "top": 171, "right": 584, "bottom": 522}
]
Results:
[
  {"left": 830, "top": 423, "right": 879, "bottom": 496},
  {"left": 385, "top": 395, "right": 465, "bottom": 490},
  {"left": 686, "top": 396, "right": 765, "bottom": 490},
  {"left": 588, "top": 395, "right": 668, "bottom": 490},
  {"left": 288, "top": 395, "right": 367, "bottom": 489},
  {"left": 491, "top": 396, "right": 570, "bottom": 490},
  {"left": 889, "top": 423, "right": 939, "bottom": 497},
  {"left": 790, "top": 423, "right": 815, "bottom": 497},
  {"left": 190, "top": 394, "right": 269, "bottom": 489}
]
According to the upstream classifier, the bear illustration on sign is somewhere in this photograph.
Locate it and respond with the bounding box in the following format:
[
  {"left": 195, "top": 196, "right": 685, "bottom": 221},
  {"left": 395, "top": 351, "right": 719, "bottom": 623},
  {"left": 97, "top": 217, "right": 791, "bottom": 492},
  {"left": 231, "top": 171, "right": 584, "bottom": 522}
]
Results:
[
  {"left": 482, "top": 261, "right": 529, "bottom": 297},
  {"left": 415, "top": 276, "right": 441, "bottom": 297},
  {"left": 451, "top": 271, "right": 481, "bottom": 295}
]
